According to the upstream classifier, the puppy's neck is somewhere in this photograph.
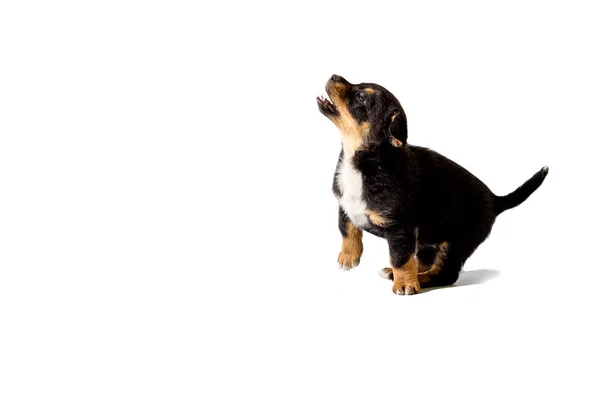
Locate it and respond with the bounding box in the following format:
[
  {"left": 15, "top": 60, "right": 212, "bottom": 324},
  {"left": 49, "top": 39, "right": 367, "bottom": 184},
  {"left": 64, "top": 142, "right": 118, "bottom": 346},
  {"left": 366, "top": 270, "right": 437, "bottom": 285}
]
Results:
[
  {"left": 334, "top": 110, "right": 370, "bottom": 157},
  {"left": 341, "top": 136, "right": 362, "bottom": 158},
  {"left": 339, "top": 126, "right": 370, "bottom": 157}
]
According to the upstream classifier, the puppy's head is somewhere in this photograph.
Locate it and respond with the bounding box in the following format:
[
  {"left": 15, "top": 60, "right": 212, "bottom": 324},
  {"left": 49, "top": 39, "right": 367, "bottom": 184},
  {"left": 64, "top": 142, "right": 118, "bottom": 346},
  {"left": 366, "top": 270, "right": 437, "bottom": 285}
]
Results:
[{"left": 317, "top": 75, "right": 407, "bottom": 153}]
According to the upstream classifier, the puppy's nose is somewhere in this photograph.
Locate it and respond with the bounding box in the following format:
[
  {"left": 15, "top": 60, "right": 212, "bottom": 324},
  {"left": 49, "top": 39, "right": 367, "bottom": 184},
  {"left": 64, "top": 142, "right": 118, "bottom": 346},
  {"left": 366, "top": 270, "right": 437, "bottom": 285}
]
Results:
[{"left": 331, "top": 74, "right": 342, "bottom": 82}]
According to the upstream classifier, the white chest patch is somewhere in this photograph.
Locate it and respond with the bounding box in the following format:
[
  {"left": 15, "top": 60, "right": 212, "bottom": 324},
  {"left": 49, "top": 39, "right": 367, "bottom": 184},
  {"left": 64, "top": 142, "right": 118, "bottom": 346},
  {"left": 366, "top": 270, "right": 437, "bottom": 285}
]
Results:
[{"left": 337, "top": 156, "right": 368, "bottom": 227}]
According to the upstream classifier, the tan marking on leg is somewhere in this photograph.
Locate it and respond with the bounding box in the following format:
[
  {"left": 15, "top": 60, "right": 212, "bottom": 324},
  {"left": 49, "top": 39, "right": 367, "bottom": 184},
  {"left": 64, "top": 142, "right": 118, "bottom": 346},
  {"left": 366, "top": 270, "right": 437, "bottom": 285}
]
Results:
[
  {"left": 435, "top": 242, "right": 449, "bottom": 265},
  {"left": 391, "top": 255, "right": 420, "bottom": 295},
  {"left": 365, "top": 210, "right": 391, "bottom": 227},
  {"left": 417, "top": 258, "right": 431, "bottom": 273},
  {"left": 418, "top": 265, "right": 441, "bottom": 284},
  {"left": 417, "top": 242, "right": 448, "bottom": 284},
  {"left": 338, "top": 222, "right": 363, "bottom": 270},
  {"left": 379, "top": 267, "right": 393, "bottom": 280}
]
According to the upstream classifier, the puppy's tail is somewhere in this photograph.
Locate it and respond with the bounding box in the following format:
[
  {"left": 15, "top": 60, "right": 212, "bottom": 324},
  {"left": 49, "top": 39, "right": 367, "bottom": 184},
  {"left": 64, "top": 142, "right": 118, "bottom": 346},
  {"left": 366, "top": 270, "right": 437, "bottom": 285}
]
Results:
[{"left": 494, "top": 166, "right": 549, "bottom": 215}]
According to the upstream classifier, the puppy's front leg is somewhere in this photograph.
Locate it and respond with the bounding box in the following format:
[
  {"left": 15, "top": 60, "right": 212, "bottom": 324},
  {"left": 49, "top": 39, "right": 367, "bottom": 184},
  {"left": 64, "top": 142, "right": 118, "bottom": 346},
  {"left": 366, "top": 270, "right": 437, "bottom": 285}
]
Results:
[
  {"left": 337, "top": 208, "right": 363, "bottom": 270},
  {"left": 387, "top": 232, "right": 420, "bottom": 295}
]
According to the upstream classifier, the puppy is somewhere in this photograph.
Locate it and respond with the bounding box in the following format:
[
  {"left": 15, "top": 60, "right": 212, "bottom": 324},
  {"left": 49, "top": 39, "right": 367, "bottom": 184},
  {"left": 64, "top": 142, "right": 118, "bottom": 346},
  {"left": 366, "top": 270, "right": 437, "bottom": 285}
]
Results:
[{"left": 317, "top": 75, "right": 548, "bottom": 295}]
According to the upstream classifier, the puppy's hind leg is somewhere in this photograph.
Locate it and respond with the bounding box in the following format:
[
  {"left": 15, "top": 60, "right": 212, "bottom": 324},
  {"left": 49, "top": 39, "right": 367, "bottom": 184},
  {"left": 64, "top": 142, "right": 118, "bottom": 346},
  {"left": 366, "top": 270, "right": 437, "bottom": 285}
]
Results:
[
  {"left": 418, "top": 242, "right": 463, "bottom": 288},
  {"left": 379, "top": 267, "right": 394, "bottom": 280},
  {"left": 379, "top": 244, "right": 438, "bottom": 280},
  {"left": 416, "top": 244, "right": 439, "bottom": 273}
]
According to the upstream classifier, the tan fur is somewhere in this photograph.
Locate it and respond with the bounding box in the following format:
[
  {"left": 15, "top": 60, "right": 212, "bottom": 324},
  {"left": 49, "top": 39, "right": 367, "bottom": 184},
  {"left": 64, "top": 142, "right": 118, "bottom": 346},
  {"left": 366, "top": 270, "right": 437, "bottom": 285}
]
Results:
[
  {"left": 327, "top": 82, "right": 371, "bottom": 155},
  {"left": 390, "top": 138, "right": 403, "bottom": 147},
  {"left": 379, "top": 267, "right": 393, "bottom": 280},
  {"left": 417, "top": 242, "right": 448, "bottom": 284},
  {"left": 389, "top": 114, "right": 404, "bottom": 147},
  {"left": 338, "top": 222, "right": 363, "bottom": 270},
  {"left": 391, "top": 255, "right": 420, "bottom": 295},
  {"left": 435, "top": 242, "right": 449, "bottom": 265},
  {"left": 382, "top": 242, "right": 449, "bottom": 286},
  {"left": 366, "top": 210, "right": 391, "bottom": 227},
  {"left": 364, "top": 88, "right": 375, "bottom": 94}
]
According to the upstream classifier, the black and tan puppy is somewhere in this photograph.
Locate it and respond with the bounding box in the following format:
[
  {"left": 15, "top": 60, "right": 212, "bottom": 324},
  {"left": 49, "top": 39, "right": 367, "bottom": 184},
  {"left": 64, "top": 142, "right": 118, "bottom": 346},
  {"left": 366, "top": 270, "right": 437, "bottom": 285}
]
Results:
[{"left": 317, "top": 75, "right": 548, "bottom": 295}]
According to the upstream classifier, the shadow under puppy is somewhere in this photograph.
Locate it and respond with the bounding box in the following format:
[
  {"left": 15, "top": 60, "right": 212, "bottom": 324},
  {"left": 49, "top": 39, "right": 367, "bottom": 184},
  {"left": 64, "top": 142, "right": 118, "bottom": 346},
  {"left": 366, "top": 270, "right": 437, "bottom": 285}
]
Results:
[{"left": 317, "top": 75, "right": 548, "bottom": 295}]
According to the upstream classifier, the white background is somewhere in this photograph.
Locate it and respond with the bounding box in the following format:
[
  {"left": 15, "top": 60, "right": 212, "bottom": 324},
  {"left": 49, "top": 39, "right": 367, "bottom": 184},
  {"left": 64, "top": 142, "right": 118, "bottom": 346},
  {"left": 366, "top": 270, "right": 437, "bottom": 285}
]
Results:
[{"left": 1, "top": 1, "right": 599, "bottom": 399}]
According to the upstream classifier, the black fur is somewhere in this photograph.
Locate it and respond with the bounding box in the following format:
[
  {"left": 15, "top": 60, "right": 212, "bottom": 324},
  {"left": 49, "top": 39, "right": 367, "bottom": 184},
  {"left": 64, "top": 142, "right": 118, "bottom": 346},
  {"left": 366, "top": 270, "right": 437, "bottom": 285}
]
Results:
[{"left": 318, "top": 75, "right": 549, "bottom": 291}]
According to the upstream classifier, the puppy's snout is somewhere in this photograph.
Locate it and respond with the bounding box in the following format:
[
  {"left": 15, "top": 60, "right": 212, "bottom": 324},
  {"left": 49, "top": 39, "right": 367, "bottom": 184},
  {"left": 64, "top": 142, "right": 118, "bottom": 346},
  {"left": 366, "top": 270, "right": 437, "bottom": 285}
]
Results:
[
  {"left": 330, "top": 74, "right": 348, "bottom": 84},
  {"left": 326, "top": 75, "right": 350, "bottom": 106}
]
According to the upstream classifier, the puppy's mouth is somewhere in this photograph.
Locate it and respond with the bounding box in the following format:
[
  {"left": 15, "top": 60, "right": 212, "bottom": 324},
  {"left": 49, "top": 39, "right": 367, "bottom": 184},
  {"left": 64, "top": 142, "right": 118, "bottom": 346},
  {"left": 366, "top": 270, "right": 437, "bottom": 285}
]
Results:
[{"left": 317, "top": 91, "right": 339, "bottom": 117}]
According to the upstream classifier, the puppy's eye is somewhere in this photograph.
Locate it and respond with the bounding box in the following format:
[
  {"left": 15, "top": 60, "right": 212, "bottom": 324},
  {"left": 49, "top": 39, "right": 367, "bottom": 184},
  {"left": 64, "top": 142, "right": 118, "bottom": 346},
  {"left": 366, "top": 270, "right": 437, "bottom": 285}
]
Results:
[{"left": 356, "top": 92, "right": 366, "bottom": 103}]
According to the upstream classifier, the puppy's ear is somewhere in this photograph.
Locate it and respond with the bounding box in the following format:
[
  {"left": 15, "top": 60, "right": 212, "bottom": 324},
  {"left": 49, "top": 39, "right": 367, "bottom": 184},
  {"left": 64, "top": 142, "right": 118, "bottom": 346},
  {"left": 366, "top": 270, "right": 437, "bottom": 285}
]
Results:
[{"left": 388, "top": 110, "right": 407, "bottom": 147}]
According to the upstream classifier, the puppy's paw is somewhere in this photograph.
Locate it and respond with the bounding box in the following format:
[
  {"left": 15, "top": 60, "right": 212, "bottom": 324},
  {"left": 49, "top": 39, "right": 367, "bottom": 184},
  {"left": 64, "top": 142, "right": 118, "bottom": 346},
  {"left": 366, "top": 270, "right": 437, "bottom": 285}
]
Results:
[
  {"left": 379, "top": 268, "right": 393, "bottom": 280},
  {"left": 392, "top": 280, "right": 421, "bottom": 295},
  {"left": 338, "top": 251, "right": 360, "bottom": 270}
]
